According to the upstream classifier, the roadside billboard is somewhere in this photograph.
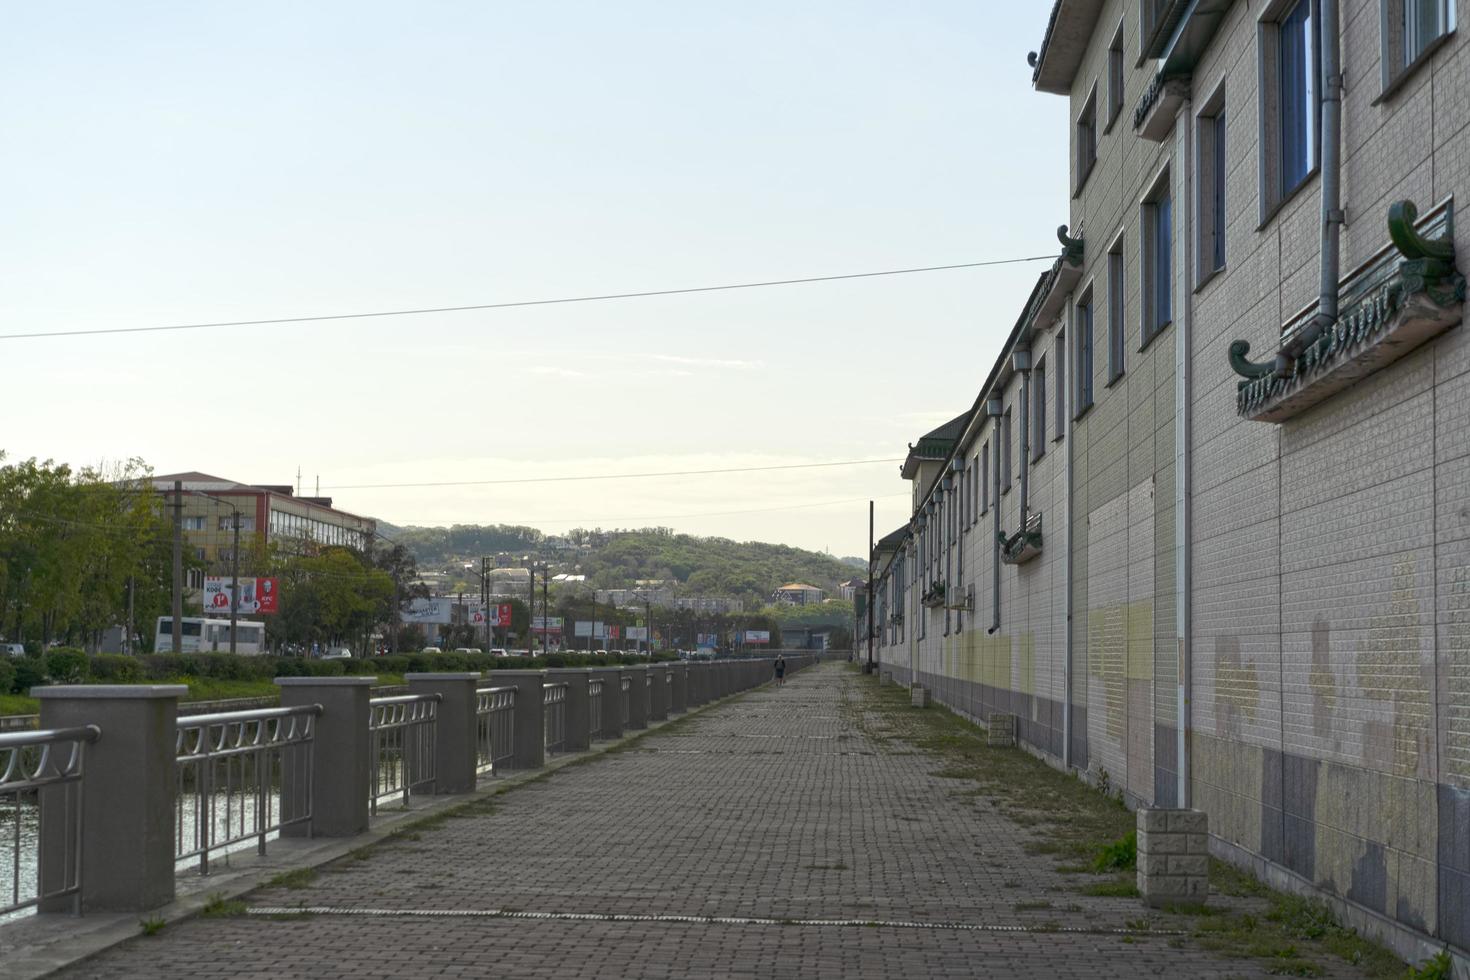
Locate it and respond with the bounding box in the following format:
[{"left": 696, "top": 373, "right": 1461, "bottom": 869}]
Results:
[
  {"left": 402, "top": 598, "right": 453, "bottom": 624},
  {"left": 203, "top": 576, "right": 279, "bottom": 615},
  {"left": 741, "top": 630, "right": 771, "bottom": 645},
  {"left": 697, "top": 633, "right": 718, "bottom": 650},
  {"left": 574, "top": 620, "right": 593, "bottom": 638},
  {"left": 532, "top": 616, "right": 563, "bottom": 635},
  {"left": 470, "top": 603, "right": 514, "bottom": 627},
  {"left": 625, "top": 626, "right": 648, "bottom": 641}
]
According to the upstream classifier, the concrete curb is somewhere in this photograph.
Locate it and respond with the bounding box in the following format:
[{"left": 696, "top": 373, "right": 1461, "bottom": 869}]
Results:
[{"left": 0, "top": 679, "right": 780, "bottom": 980}]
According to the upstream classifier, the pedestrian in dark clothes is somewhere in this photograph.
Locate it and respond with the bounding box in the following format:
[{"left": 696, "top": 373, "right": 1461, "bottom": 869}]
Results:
[{"left": 774, "top": 655, "right": 786, "bottom": 686}]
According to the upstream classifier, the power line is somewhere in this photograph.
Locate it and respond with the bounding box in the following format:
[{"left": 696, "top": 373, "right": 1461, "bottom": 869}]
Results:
[
  {"left": 0, "top": 255, "right": 1056, "bottom": 342},
  {"left": 324, "top": 457, "right": 903, "bottom": 491},
  {"left": 390, "top": 491, "right": 912, "bottom": 527}
]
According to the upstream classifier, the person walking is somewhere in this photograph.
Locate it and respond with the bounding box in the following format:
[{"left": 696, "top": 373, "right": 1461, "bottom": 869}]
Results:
[{"left": 774, "top": 654, "right": 786, "bottom": 687}]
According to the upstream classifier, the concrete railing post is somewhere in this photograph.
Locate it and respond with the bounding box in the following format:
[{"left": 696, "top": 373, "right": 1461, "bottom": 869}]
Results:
[
  {"left": 492, "top": 671, "right": 547, "bottom": 770},
  {"left": 668, "top": 662, "right": 688, "bottom": 714},
  {"left": 592, "top": 667, "right": 624, "bottom": 738},
  {"left": 686, "top": 664, "right": 706, "bottom": 707},
  {"left": 648, "top": 663, "right": 669, "bottom": 721},
  {"left": 548, "top": 669, "right": 591, "bottom": 752},
  {"left": 35, "top": 685, "right": 186, "bottom": 913},
  {"left": 277, "top": 676, "right": 374, "bottom": 837},
  {"left": 406, "top": 672, "right": 480, "bottom": 795},
  {"left": 625, "top": 665, "right": 650, "bottom": 729}
]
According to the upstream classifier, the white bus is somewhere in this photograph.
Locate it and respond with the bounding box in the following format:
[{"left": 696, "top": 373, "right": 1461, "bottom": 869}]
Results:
[{"left": 154, "top": 617, "right": 267, "bottom": 655}]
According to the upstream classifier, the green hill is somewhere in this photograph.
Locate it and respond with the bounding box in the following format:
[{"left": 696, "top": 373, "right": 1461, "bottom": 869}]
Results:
[{"left": 386, "top": 524, "right": 857, "bottom": 610}]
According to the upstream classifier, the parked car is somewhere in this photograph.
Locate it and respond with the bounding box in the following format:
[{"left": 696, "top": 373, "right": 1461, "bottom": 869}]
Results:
[
  {"left": 453, "top": 647, "right": 483, "bottom": 655},
  {"left": 322, "top": 647, "right": 353, "bottom": 660},
  {"left": 489, "top": 648, "right": 509, "bottom": 657},
  {"left": 421, "top": 646, "right": 443, "bottom": 654},
  {"left": 2, "top": 643, "right": 25, "bottom": 658}
]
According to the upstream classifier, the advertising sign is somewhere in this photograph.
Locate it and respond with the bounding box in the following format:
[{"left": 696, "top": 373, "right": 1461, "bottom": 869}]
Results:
[
  {"left": 531, "top": 616, "right": 564, "bottom": 635},
  {"left": 625, "top": 626, "right": 648, "bottom": 641},
  {"left": 574, "top": 620, "right": 593, "bottom": 638},
  {"left": 609, "top": 626, "right": 621, "bottom": 641},
  {"left": 697, "top": 633, "right": 718, "bottom": 650},
  {"left": 743, "top": 630, "right": 771, "bottom": 645},
  {"left": 403, "top": 598, "right": 453, "bottom": 624},
  {"left": 469, "top": 603, "right": 515, "bottom": 627},
  {"left": 203, "top": 577, "right": 279, "bottom": 615}
]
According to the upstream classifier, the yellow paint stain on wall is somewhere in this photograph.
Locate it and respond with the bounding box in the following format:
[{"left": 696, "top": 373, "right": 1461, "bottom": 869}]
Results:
[
  {"left": 1018, "top": 632, "right": 1036, "bottom": 695},
  {"left": 1089, "top": 600, "right": 1151, "bottom": 740},
  {"left": 1353, "top": 559, "right": 1433, "bottom": 778}
]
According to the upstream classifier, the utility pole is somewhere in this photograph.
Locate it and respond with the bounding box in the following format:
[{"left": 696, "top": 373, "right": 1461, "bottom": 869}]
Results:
[
  {"left": 541, "top": 568, "right": 549, "bottom": 653},
  {"left": 171, "top": 480, "right": 183, "bottom": 656},
  {"left": 481, "top": 556, "right": 489, "bottom": 651},
  {"left": 867, "top": 500, "right": 875, "bottom": 672},
  {"left": 528, "top": 564, "right": 535, "bottom": 653},
  {"left": 126, "top": 576, "right": 135, "bottom": 656},
  {"left": 229, "top": 509, "right": 240, "bottom": 654},
  {"left": 645, "top": 599, "right": 651, "bottom": 656}
]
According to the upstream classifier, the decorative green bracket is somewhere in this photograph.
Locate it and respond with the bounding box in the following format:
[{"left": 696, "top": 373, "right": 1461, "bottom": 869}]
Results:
[
  {"left": 1058, "top": 225, "right": 1084, "bottom": 268},
  {"left": 1228, "top": 340, "right": 1276, "bottom": 382}
]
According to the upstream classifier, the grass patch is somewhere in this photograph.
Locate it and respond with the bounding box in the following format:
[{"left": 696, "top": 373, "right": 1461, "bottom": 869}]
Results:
[
  {"left": 266, "top": 868, "right": 317, "bottom": 890},
  {"left": 1091, "top": 831, "right": 1136, "bottom": 873},
  {"left": 138, "top": 916, "right": 166, "bottom": 936},
  {"left": 0, "top": 693, "right": 38, "bottom": 716},
  {"left": 200, "top": 893, "right": 247, "bottom": 917},
  {"left": 1406, "top": 951, "right": 1454, "bottom": 980},
  {"left": 1013, "top": 900, "right": 1053, "bottom": 911},
  {"left": 1078, "top": 878, "right": 1140, "bottom": 898}
]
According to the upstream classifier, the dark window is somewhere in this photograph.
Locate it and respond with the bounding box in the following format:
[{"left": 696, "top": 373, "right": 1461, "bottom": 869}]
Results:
[
  {"left": 1279, "top": 1, "right": 1317, "bottom": 197},
  {"left": 982, "top": 442, "right": 990, "bottom": 513},
  {"left": 1002, "top": 410, "right": 1013, "bottom": 493},
  {"left": 1076, "top": 292, "right": 1095, "bottom": 411},
  {"left": 1405, "top": 0, "right": 1450, "bottom": 65},
  {"left": 1032, "top": 359, "right": 1047, "bottom": 461},
  {"left": 1054, "top": 331, "right": 1067, "bottom": 439},
  {"left": 1107, "top": 24, "right": 1125, "bottom": 125},
  {"left": 1076, "top": 90, "right": 1098, "bottom": 191},
  {"left": 1108, "top": 247, "right": 1126, "bottom": 382},
  {"left": 972, "top": 453, "right": 980, "bottom": 523},
  {"left": 1145, "top": 183, "right": 1173, "bottom": 342}
]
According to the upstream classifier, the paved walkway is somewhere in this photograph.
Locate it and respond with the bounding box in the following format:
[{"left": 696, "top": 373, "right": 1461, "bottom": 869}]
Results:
[{"left": 53, "top": 665, "right": 1330, "bottom": 978}]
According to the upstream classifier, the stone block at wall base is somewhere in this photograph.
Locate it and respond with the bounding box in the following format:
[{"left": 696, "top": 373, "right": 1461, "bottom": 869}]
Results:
[
  {"left": 1137, "top": 808, "right": 1209, "bottom": 908},
  {"left": 910, "top": 685, "right": 930, "bottom": 708},
  {"left": 987, "top": 713, "right": 1016, "bottom": 748}
]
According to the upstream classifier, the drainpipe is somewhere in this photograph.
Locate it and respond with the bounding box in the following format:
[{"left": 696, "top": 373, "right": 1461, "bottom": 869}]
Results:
[
  {"left": 1175, "top": 101, "right": 1195, "bottom": 807},
  {"left": 985, "top": 396, "right": 1004, "bottom": 633},
  {"left": 942, "top": 474, "right": 954, "bottom": 636},
  {"left": 1013, "top": 350, "right": 1033, "bottom": 531},
  {"left": 1275, "top": 0, "right": 1343, "bottom": 375},
  {"left": 1063, "top": 305, "right": 1075, "bottom": 770}
]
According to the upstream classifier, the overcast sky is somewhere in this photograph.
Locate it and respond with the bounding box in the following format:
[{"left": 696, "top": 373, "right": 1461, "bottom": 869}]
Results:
[{"left": 1, "top": 2, "right": 1066, "bottom": 557}]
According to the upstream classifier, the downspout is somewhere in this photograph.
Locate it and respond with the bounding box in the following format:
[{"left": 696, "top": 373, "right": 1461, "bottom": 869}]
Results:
[
  {"left": 942, "top": 474, "right": 954, "bottom": 636},
  {"left": 1175, "top": 100, "right": 1195, "bottom": 807},
  {"left": 1274, "top": 0, "right": 1343, "bottom": 375},
  {"left": 986, "top": 397, "right": 1004, "bottom": 633},
  {"left": 1013, "top": 350, "right": 1033, "bottom": 531},
  {"left": 1064, "top": 303, "right": 1075, "bottom": 770}
]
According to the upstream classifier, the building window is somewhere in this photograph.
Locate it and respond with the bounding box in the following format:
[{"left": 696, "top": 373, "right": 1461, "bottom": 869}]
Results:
[
  {"left": 194, "top": 547, "right": 207, "bottom": 561},
  {"left": 182, "top": 515, "right": 205, "bottom": 531},
  {"left": 1032, "top": 358, "right": 1047, "bottom": 461},
  {"left": 1142, "top": 170, "right": 1173, "bottom": 346},
  {"left": 218, "top": 515, "right": 256, "bottom": 532},
  {"left": 1075, "top": 290, "right": 1095, "bottom": 414},
  {"left": 1075, "top": 87, "right": 1098, "bottom": 194},
  {"left": 972, "top": 453, "right": 980, "bottom": 523},
  {"left": 1108, "top": 243, "right": 1126, "bottom": 383},
  {"left": 1141, "top": 0, "right": 1174, "bottom": 54},
  {"left": 187, "top": 568, "right": 204, "bottom": 589},
  {"left": 1107, "top": 21, "right": 1125, "bottom": 128},
  {"left": 1260, "top": 0, "right": 1320, "bottom": 219},
  {"left": 1382, "top": 0, "right": 1455, "bottom": 95},
  {"left": 1001, "top": 409, "right": 1013, "bottom": 493},
  {"left": 981, "top": 442, "right": 990, "bottom": 513},
  {"left": 1196, "top": 87, "right": 1227, "bottom": 282},
  {"left": 1054, "top": 331, "right": 1067, "bottom": 441}
]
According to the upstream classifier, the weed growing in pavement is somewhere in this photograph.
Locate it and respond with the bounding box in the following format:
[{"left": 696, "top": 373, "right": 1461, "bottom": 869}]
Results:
[
  {"left": 1406, "top": 951, "right": 1453, "bottom": 979},
  {"left": 138, "top": 916, "right": 166, "bottom": 936},
  {"left": 849, "top": 672, "right": 1408, "bottom": 979},
  {"left": 200, "top": 893, "right": 247, "bottom": 917},
  {"left": 266, "top": 868, "right": 317, "bottom": 890}
]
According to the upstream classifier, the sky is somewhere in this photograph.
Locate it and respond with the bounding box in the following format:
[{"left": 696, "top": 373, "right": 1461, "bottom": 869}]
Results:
[{"left": 1, "top": 1, "right": 1066, "bottom": 557}]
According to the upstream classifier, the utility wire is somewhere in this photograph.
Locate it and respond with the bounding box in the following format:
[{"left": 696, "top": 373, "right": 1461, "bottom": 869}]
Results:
[
  {"left": 0, "top": 255, "right": 1056, "bottom": 341},
  {"left": 390, "top": 491, "right": 912, "bottom": 527},
  {"left": 325, "top": 457, "right": 903, "bottom": 491}
]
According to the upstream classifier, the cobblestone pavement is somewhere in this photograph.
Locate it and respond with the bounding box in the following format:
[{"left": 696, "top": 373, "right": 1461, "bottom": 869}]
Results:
[{"left": 53, "top": 665, "right": 1356, "bottom": 978}]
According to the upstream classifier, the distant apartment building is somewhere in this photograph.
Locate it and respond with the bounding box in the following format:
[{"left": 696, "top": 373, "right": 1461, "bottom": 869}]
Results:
[
  {"left": 837, "top": 578, "right": 865, "bottom": 602},
  {"left": 151, "top": 472, "right": 376, "bottom": 590},
  {"left": 871, "top": 0, "right": 1467, "bottom": 960},
  {"left": 772, "top": 583, "right": 825, "bottom": 606},
  {"left": 673, "top": 596, "right": 745, "bottom": 615}
]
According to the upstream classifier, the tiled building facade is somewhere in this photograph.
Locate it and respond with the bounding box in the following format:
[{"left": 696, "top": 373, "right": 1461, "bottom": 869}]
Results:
[{"left": 872, "top": 0, "right": 1467, "bottom": 960}]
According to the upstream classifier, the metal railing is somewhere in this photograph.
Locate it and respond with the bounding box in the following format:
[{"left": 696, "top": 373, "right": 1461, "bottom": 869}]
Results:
[
  {"left": 475, "top": 686, "right": 515, "bottom": 775},
  {"left": 587, "top": 679, "right": 604, "bottom": 738},
  {"left": 174, "top": 706, "right": 319, "bottom": 876},
  {"left": 621, "top": 674, "right": 632, "bottom": 720},
  {"left": 368, "top": 694, "right": 439, "bottom": 814},
  {"left": 543, "top": 683, "right": 568, "bottom": 755},
  {"left": 1, "top": 725, "right": 99, "bottom": 916}
]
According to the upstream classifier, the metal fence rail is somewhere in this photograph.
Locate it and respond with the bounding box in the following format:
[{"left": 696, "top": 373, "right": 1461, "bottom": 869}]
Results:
[
  {"left": 474, "top": 687, "right": 515, "bottom": 775},
  {"left": 368, "top": 694, "right": 439, "bottom": 814},
  {"left": 621, "top": 674, "right": 631, "bottom": 722},
  {"left": 174, "top": 706, "right": 319, "bottom": 876},
  {"left": 1, "top": 725, "right": 99, "bottom": 916},
  {"left": 587, "top": 679, "right": 604, "bottom": 739},
  {"left": 543, "top": 683, "right": 568, "bottom": 755}
]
